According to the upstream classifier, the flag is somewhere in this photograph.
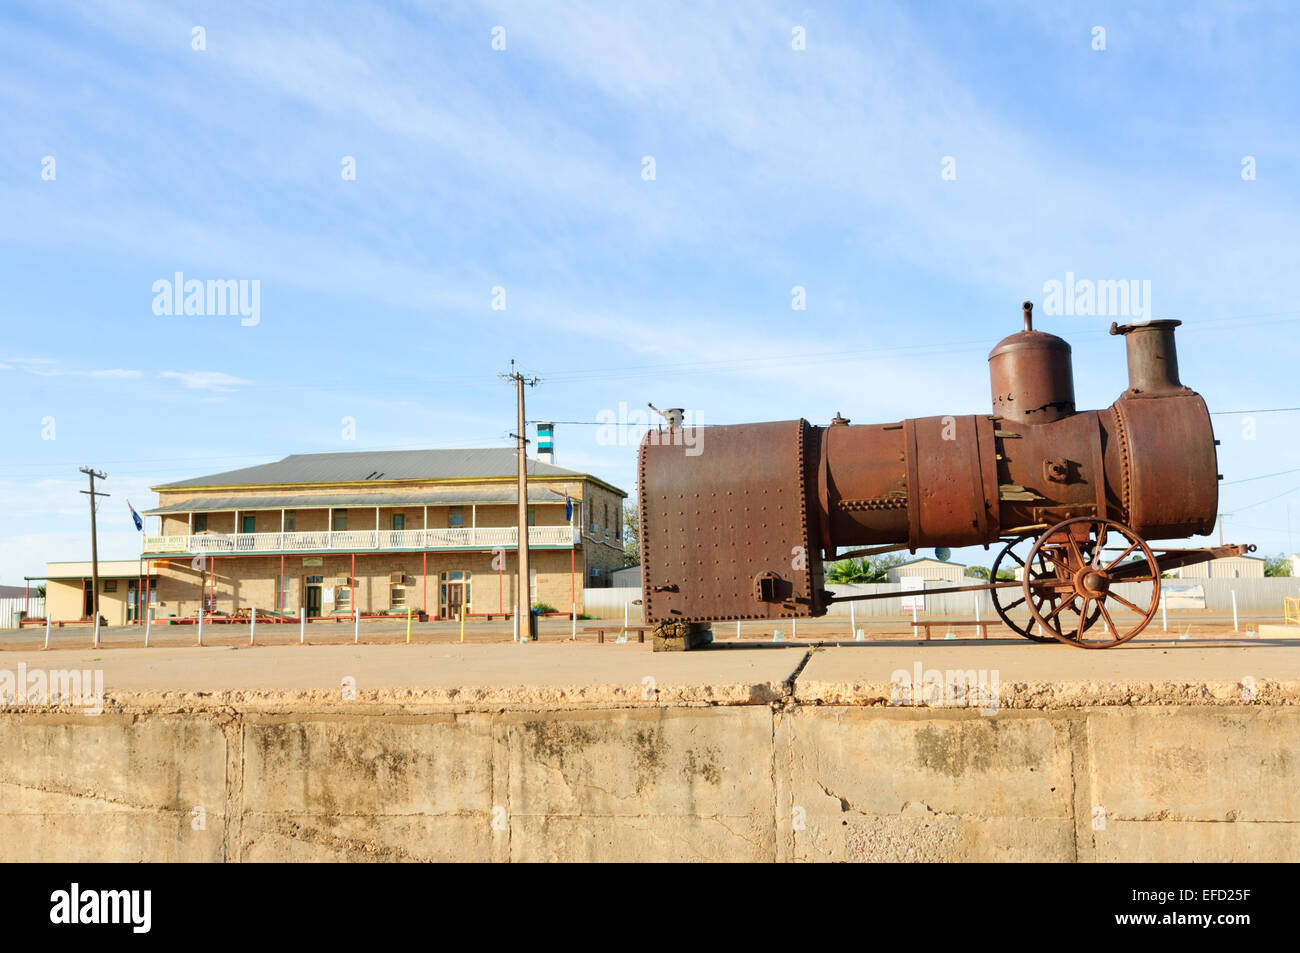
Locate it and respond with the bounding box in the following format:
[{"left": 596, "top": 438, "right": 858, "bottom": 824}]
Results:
[
  {"left": 127, "top": 500, "right": 143, "bottom": 532},
  {"left": 564, "top": 491, "right": 573, "bottom": 521}
]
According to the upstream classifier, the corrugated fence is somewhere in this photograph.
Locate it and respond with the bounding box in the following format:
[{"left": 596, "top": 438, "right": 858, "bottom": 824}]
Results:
[
  {"left": 583, "top": 577, "right": 1300, "bottom": 621},
  {"left": 0, "top": 597, "right": 45, "bottom": 629}
]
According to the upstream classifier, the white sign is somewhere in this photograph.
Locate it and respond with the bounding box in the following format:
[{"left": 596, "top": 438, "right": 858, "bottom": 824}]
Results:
[{"left": 899, "top": 577, "right": 926, "bottom": 612}]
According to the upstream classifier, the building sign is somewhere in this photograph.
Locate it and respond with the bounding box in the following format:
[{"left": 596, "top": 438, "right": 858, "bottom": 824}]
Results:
[
  {"left": 303, "top": 557, "right": 323, "bottom": 567},
  {"left": 899, "top": 577, "right": 926, "bottom": 612}
]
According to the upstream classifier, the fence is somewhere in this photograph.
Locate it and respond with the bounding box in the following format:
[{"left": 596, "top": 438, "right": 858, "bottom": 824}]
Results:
[
  {"left": 582, "top": 577, "right": 1300, "bottom": 622},
  {"left": 0, "top": 597, "right": 45, "bottom": 629}
]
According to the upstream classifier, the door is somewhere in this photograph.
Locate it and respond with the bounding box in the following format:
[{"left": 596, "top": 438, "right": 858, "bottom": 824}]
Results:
[
  {"left": 82, "top": 580, "right": 94, "bottom": 618},
  {"left": 127, "top": 581, "right": 138, "bottom": 622},
  {"left": 440, "top": 570, "right": 472, "bottom": 618},
  {"left": 304, "top": 576, "right": 323, "bottom": 617}
]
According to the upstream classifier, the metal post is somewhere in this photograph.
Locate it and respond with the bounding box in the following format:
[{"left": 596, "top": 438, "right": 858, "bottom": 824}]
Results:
[
  {"left": 406, "top": 606, "right": 412, "bottom": 644},
  {"left": 1161, "top": 595, "right": 1167, "bottom": 632},
  {"left": 300, "top": 609, "right": 305, "bottom": 644},
  {"left": 571, "top": 602, "right": 577, "bottom": 641},
  {"left": 460, "top": 603, "right": 466, "bottom": 643},
  {"left": 144, "top": 607, "right": 151, "bottom": 647},
  {"left": 93, "top": 614, "right": 99, "bottom": 649},
  {"left": 250, "top": 606, "right": 256, "bottom": 645},
  {"left": 44, "top": 616, "right": 51, "bottom": 650},
  {"left": 1232, "top": 590, "right": 1239, "bottom": 633},
  {"left": 197, "top": 604, "right": 203, "bottom": 646},
  {"left": 354, "top": 604, "right": 359, "bottom": 644}
]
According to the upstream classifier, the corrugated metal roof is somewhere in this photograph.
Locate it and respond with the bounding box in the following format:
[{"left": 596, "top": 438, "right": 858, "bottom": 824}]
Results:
[
  {"left": 144, "top": 485, "right": 570, "bottom": 515},
  {"left": 155, "top": 448, "right": 589, "bottom": 489}
]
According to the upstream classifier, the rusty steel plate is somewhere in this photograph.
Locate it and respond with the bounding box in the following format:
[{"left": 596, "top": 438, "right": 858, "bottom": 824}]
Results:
[{"left": 639, "top": 420, "right": 824, "bottom": 623}]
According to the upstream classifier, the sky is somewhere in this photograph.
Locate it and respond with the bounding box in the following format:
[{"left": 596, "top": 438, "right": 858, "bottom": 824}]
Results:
[{"left": 2, "top": 0, "right": 1299, "bottom": 586}]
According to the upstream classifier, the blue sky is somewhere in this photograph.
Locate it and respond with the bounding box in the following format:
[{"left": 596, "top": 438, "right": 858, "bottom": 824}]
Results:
[{"left": 2, "top": 0, "right": 1299, "bottom": 585}]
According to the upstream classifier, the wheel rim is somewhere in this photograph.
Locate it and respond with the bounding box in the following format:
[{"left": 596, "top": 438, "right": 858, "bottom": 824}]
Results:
[
  {"left": 1024, "top": 518, "right": 1160, "bottom": 649},
  {"left": 991, "top": 533, "right": 1100, "bottom": 643}
]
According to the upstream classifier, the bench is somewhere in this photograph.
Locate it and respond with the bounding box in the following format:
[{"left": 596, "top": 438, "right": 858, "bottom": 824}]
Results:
[
  {"left": 581, "top": 624, "right": 653, "bottom": 644},
  {"left": 915, "top": 620, "right": 990, "bottom": 641}
]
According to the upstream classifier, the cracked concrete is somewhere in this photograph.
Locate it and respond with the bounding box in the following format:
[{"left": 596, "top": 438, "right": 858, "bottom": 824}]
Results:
[{"left": 1, "top": 639, "right": 1298, "bottom": 860}]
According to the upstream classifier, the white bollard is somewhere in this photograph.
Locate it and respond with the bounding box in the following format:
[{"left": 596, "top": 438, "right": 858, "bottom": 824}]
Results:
[
  {"left": 1232, "top": 590, "right": 1239, "bottom": 633},
  {"left": 850, "top": 602, "right": 856, "bottom": 640},
  {"left": 974, "top": 595, "right": 980, "bottom": 625},
  {"left": 197, "top": 608, "right": 203, "bottom": 646},
  {"left": 250, "top": 607, "right": 256, "bottom": 645},
  {"left": 44, "top": 616, "right": 51, "bottom": 650},
  {"left": 736, "top": 620, "right": 741, "bottom": 640},
  {"left": 1161, "top": 597, "right": 1167, "bottom": 632},
  {"left": 792, "top": 617, "right": 798, "bottom": 639},
  {"left": 144, "top": 609, "right": 151, "bottom": 647},
  {"left": 513, "top": 609, "right": 519, "bottom": 643},
  {"left": 354, "top": 606, "right": 360, "bottom": 644},
  {"left": 571, "top": 602, "right": 577, "bottom": 641},
  {"left": 93, "top": 614, "right": 99, "bottom": 649},
  {"left": 300, "top": 610, "right": 305, "bottom": 644},
  {"left": 911, "top": 603, "right": 918, "bottom": 637}
]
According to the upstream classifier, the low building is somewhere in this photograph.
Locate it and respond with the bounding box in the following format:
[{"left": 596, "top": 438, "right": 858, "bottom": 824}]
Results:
[
  {"left": 43, "top": 561, "right": 160, "bottom": 626},
  {"left": 43, "top": 448, "right": 628, "bottom": 623},
  {"left": 886, "top": 557, "right": 966, "bottom": 584},
  {"left": 1173, "top": 554, "right": 1266, "bottom": 580}
]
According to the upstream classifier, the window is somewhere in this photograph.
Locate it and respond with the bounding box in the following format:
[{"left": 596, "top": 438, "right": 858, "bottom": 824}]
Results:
[
  {"left": 332, "top": 509, "right": 348, "bottom": 530},
  {"left": 392, "top": 513, "right": 405, "bottom": 530},
  {"left": 276, "top": 574, "right": 291, "bottom": 612},
  {"left": 528, "top": 505, "right": 536, "bottom": 526},
  {"left": 103, "top": 579, "right": 118, "bottom": 593},
  {"left": 335, "top": 584, "right": 352, "bottom": 612},
  {"left": 284, "top": 511, "right": 296, "bottom": 531},
  {"left": 448, "top": 506, "right": 464, "bottom": 528},
  {"left": 242, "top": 515, "right": 256, "bottom": 534},
  {"left": 194, "top": 513, "right": 208, "bottom": 532},
  {"left": 390, "top": 583, "right": 406, "bottom": 608}
]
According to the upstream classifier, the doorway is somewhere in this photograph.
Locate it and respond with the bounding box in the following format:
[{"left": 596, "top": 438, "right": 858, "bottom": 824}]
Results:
[
  {"left": 82, "top": 579, "right": 93, "bottom": 618},
  {"left": 440, "top": 570, "right": 471, "bottom": 619},
  {"left": 304, "top": 575, "right": 323, "bottom": 617}
]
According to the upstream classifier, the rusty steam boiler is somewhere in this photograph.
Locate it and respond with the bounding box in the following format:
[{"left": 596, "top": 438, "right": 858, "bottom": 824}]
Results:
[{"left": 638, "top": 302, "right": 1253, "bottom": 648}]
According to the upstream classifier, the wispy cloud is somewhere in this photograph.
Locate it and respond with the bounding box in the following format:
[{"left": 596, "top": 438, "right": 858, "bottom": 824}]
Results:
[{"left": 159, "top": 371, "right": 252, "bottom": 393}]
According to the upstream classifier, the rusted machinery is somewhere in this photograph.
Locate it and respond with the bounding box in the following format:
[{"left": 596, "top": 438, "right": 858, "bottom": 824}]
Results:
[{"left": 639, "top": 302, "right": 1253, "bottom": 648}]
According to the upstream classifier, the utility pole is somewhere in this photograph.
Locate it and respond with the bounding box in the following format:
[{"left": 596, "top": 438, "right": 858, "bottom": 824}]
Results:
[
  {"left": 500, "top": 361, "right": 539, "bottom": 641},
  {"left": 79, "top": 467, "right": 109, "bottom": 643}
]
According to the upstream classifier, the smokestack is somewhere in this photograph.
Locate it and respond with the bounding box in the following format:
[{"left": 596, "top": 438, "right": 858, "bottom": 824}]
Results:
[
  {"left": 1110, "top": 320, "right": 1186, "bottom": 396},
  {"left": 536, "top": 421, "right": 555, "bottom": 463}
]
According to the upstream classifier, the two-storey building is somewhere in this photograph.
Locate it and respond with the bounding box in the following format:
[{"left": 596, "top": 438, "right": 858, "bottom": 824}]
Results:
[{"left": 43, "top": 447, "right": 628, "bottom": 624}]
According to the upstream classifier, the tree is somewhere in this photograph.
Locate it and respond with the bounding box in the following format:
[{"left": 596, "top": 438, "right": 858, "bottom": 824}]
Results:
[
  {"left": 1264, "top": 554, "right": 1293, "bottom": 577},
  {"left": 964, "top": 566, "right": 990, "bottom": 581},
  {"left": 622, "top": 502, "right": 640, "bottom": 566},
  {"left": 825, "top": 554, "right": 906, "bottom": 583},
  {"left": 934, "top": 547, "right": 951, "bottom": 562}
]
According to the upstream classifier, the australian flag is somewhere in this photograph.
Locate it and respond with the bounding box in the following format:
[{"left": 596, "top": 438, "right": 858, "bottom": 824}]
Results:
[
  {"left": 564, "top": 491, "right": 573, "bottom": 521},
  {"left": 127, "top": 500, "right": 143, "bottom": 531}
]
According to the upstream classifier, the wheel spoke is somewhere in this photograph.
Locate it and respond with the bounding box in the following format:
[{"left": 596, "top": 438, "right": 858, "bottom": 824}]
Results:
[
  {"left": 1105, "top": 541, "right": 1138, "bottom": 571},
  {"left": 1075, "top": 597, "right": 1092, "bottom": 641},
  {"left": 1109, "top": 591, "right": 1148, "bottom": 615},
  {"left": 1098, "top": 601, "right": 1120, "bottom": 639},
  {"left": 1002, "top": 596, "right": 1026, "bottom": 612}
]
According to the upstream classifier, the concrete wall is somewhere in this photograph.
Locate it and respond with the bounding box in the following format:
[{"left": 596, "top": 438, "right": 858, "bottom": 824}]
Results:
[{"left": 2, "top": 703, "right": 1297, "bottom": 861}]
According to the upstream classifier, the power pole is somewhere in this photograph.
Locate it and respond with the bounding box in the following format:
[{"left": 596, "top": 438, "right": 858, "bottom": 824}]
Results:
[
  {"left": 500, "top": 361, "right": 539, "bottom": 640},
  {"left": 79, "top": 467, "right": 109, "bottom": 641}
]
